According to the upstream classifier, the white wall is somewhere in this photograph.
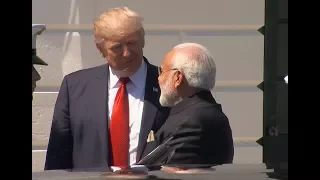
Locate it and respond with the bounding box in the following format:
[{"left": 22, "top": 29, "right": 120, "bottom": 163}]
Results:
[{"left": 32, "top": 0, "right": 265, "bottom": 172}]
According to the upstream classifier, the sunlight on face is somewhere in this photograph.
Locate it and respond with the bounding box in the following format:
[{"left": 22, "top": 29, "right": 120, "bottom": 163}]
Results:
[{"left": 159, "top": 72, "right": 180, "bottom": 107}]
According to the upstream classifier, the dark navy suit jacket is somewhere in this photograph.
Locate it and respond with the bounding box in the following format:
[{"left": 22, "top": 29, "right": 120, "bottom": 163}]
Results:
[
  {"left": 44, "top": 57, "right": 170, "bottom": 171},
  {"left": 156, "top": 90, "right": 234, "bottom": 165}
]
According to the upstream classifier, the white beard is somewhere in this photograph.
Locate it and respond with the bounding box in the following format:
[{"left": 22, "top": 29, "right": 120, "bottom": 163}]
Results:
[{"left": 159, "top": 78, "right": 180, "bottom": 107}]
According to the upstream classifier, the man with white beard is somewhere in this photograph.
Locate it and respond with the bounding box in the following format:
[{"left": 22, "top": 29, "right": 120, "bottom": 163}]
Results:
[{"left": 155, "top": 43, "right": 234, "bottom": 166}]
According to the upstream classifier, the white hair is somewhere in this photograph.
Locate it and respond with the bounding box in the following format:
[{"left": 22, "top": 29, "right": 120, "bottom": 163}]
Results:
[{"left": 171, "top": 43, "right": 217, "bottom": 90}]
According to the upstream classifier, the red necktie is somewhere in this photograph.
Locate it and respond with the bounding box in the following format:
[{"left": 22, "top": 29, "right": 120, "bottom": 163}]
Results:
[{"left": 110, "top": 77, "right": 130, "bottom": 167}]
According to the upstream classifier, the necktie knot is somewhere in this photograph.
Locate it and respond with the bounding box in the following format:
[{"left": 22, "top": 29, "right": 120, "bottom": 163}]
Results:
[{"left": 119, "top": 77, "right": 130, "bottom": 86}]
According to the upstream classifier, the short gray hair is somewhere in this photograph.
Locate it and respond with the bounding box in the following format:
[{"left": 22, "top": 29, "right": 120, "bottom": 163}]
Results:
[{"left": 171, "top": 43, "right": 216, "bottom": 90}]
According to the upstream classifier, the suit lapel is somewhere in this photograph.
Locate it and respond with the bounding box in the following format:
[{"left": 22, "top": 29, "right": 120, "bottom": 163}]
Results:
[
  {"left": 136, "top": 58, "right": 160, "bottom": 161},
  {"left": 95, "top": 64, "right": 111, "bottom": 164}
]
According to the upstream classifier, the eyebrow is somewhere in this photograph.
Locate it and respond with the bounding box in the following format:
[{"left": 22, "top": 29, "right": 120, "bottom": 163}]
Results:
[{"left": 109, "top": 43, "right": 121, "bottom": 48}]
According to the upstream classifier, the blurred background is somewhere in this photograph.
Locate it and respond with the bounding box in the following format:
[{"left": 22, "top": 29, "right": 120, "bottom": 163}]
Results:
[{"left": 32, "top": 0, "right": 265, "bottom": 172}]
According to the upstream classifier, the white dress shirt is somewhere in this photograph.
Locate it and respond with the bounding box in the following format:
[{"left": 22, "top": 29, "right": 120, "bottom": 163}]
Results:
[{"left": 108, "top": 60, "right": 147, "bottom": 165}]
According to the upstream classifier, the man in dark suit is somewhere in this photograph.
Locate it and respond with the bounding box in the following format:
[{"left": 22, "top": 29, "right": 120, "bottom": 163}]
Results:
[
  {"left": 156, "top": 43, "right": 234, "bottom": 165},
  {"left": 44, "top": 7, "right": 169, "bottom": 170}
]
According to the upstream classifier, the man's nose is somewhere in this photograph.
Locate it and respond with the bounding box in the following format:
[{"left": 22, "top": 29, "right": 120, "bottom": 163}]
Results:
[{"left": 122, "top": 45, "right": 131, "bottom": 57}]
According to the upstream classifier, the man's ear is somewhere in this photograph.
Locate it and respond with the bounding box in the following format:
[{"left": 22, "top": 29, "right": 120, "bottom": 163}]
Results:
[
  {"left": 95, "top": 43, "right": 102, "bottom": 53},
  {"left": 142, "top": 36, "right": 145, "bottom": 48},
  {"left": 95, "top": 43, "right": 106, "bottom": 58},
  {"left": 141, "top": 28, "right": 145, "bottom": 48},
  {"left": 174, "top": 71, "right": 183, "bottom": 88}
]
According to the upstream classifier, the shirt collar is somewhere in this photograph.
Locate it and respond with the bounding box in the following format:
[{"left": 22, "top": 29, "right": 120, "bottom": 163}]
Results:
[{"left": 109, "top": 59, "right": 147, "bottom": 90}]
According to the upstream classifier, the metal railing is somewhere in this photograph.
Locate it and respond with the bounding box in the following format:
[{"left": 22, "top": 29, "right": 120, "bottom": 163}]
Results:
[
  {"left": 33, "top": 80, "right": 261, "bottom": 94},
  {"left": 43, "top": 24, "right": 262, "bottom": 33}
]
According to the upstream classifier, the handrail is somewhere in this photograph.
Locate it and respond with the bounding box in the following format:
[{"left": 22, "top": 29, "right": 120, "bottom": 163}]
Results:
[
  {"left": 44, "top": 24, "right": 262, "bottom": 32},
  {"left": 33, "top": 80, "right": 261, "bottom": 94},
  {"left": 35, "top": 80, "right": 261, "bottom": 89}
]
